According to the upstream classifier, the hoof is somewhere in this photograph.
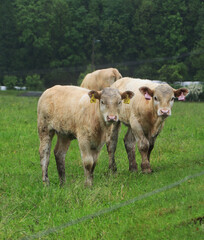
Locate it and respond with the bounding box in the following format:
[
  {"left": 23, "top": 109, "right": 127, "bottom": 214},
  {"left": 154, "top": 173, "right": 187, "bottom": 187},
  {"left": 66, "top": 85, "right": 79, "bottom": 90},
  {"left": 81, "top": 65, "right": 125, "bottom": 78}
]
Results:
[
  {"left": 84, "top": 179, "right": 93, "bottom": 188},
  {"left": 43, "top": 180, "right": 50, "bottom": 187},
  {"left": 141, "top": 162, "right": 152, "bottom": 174},
  {"left": 129, "top": 164, "right": 138, "bottom": 172},
  {"left": 129, "top": 167, "right": 138, "bottom": 172},
  {"left": 142, "top": 168, "right": 153, "bottom": 174}
]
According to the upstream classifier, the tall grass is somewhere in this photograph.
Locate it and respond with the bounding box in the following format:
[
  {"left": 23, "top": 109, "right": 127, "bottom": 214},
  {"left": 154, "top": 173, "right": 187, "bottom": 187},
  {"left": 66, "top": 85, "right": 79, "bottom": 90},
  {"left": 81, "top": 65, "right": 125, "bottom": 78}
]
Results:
[{"left": 0, "top": 91, "right": 203, "bottom": 239}]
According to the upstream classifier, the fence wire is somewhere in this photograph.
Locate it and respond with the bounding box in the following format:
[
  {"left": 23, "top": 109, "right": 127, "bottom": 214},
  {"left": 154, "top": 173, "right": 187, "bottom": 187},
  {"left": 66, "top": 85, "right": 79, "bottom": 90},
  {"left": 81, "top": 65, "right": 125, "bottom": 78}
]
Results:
[
  {"left": 4, "top": 49, "right": 204, "bottom": 76},
  {"left": 21, "top": 170, "right": 204, "bottom": 240}
]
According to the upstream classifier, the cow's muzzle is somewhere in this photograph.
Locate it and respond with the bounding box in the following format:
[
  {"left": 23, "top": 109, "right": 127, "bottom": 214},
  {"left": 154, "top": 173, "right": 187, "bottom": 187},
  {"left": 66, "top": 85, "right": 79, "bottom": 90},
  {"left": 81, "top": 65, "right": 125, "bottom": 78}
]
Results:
[
  {"left": 159, "top": 109, "right": 171, "bottom": 117},
  {"left": 107, "top": 115, "right": 118, "bottom": 122}
]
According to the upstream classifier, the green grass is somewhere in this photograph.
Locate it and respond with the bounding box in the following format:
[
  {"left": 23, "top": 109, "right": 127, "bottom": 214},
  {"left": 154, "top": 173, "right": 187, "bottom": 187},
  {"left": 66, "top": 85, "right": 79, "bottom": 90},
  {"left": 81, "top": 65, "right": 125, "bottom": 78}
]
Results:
[{"left": 0, "top": 91, "right": 204, "bottom": 240}]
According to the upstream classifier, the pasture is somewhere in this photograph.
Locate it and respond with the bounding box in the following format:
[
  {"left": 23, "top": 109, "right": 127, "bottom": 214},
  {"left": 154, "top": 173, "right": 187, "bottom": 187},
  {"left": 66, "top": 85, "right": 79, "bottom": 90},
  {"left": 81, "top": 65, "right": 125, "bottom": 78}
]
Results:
[{"left": 0, "top": 91, "right": 204, "bottom": 239}]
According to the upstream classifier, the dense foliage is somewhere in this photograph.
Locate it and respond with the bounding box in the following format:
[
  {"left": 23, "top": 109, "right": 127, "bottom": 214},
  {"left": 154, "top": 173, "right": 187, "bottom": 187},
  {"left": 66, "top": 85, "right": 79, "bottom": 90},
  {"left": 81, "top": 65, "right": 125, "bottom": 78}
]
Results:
[{"left": 0, "top": 0, "right": 203, "bottom": 87}]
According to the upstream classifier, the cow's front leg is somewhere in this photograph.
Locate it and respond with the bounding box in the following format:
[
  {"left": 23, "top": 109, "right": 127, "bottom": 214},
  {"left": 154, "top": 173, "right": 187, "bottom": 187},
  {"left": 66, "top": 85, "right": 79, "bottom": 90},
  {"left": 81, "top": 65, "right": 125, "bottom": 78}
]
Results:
[
  {"left": 84, "top": 156, "right": 96, "bottom": 187},
  {"left": 106, "top": 122, "right": 121, "bottom": 172},
  {"left": 148, "top": 136, "right": 156, "bottom": 163},
  {"left": 130, "top": 120, "right": 152, "bottom": 173},
  {"left": 79, "top": 142, "right": 97, "bottom": 187},
  {"left": 124, "top": 127, "right": 137, "bottom": 171},
  {"left": 82, "top": 152, "right": 95, "bottom": 187},
  {"left": 137, "top": 136, "right": 152, "bottom": 173}
]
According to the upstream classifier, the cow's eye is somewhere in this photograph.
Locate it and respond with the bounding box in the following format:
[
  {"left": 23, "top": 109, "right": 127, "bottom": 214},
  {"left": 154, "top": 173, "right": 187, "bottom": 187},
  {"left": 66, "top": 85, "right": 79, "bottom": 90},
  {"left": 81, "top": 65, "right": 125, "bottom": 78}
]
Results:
[
  {"left": 118, "top": 101, "right": 122, "bottom": 105},
  {"left": 171, "top": 97, "right": 175, "bottom": 101},
  {"left": 154, "top": 96, "right": 158, "bottom": 101},
  {"left": 100, "top": 100, "right": 104, "bottom": 104}
]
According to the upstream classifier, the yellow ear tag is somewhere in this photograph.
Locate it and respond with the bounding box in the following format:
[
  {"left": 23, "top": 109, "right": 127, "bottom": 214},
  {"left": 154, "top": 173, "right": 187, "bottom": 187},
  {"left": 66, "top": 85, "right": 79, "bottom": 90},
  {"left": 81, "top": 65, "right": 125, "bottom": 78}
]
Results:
[
  {"left": 90, "top": 94, "right": 96, "bottom": 103},
  {"left": 123, "top": 95, "right": 130, "bottom": 104}
]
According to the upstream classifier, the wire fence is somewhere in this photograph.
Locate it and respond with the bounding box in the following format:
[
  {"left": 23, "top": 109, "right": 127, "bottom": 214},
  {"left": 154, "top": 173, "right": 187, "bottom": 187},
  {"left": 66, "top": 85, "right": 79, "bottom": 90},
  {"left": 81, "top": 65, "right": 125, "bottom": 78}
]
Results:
[
  {"left": 1, "top": 49, "right": 204, "bottom": 91},
  {"left": 3, "top": 49, "right": 204, "bottom": 76},
  {"left": 21, "top": 170, "right": 204, "bottom": 240}
]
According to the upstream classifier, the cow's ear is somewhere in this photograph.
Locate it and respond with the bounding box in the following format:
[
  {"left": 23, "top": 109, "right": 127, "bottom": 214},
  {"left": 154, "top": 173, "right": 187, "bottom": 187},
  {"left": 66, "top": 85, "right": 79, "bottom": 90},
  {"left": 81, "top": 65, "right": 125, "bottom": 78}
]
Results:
[
  {"left": 121, "top": 91, "right": 134, "bottom": 104},
  {"left": 88, "top": 90, "right": 101, "bottom": 103},
  {"left": 139, "top": 87, "right": 154, "bottom": 100},
  {"left": 174, "top": 88, "right": 189, "bottom": 101}
]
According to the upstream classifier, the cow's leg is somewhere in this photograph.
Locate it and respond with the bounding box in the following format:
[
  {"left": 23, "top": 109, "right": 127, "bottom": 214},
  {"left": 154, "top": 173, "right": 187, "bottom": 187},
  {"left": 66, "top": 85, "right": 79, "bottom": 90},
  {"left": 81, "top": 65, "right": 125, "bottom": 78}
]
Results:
[
  {"left": 138, "top": 136, "right": 152, "bottom": 173},
  {"left": 39, "top": 129, "right": 55, "bottom": 185},
  {"left": 79, "top": 141, "right": 97, "bottom": 187},
  {"left": 148, "top": 137, "right": 156, "bottom": 162},
  {"left": 54, "top": 134, "right": 70, "bottom": 186},
  {"left": 130, "top": 120, "right": 152, "bottom": 173},
  {"left": 83, "top": 153, "right": 95, "bottom": 187},
  {"left": 124, "top": 127, "right": 138, "bottom": 171},
  {"left": 106, "top": 122, "right": 121, "bottom": 172},
  {"left": 148, "top": 121, "right": 164, "bottom": 162}
]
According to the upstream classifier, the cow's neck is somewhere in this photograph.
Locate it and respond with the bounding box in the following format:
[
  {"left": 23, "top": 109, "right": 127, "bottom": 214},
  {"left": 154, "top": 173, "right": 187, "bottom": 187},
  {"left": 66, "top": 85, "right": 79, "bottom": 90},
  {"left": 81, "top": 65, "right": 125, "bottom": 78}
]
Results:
[{"left": 151, "top": 116, "right": 165, "bottom": 138}]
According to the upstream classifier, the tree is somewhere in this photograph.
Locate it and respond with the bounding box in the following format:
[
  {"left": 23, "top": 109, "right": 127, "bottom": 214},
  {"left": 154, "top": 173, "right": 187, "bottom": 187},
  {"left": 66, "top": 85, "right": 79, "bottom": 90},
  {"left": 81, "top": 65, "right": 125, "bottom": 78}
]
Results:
[
  {"left": 0, "top": 0, "right": 19, "bottom": 72},
  {"left": 190, "top": 2, "right": 204, "bottom": 82},
  {"left": 3, "top": 75, "right": 18, "bottom": 89},
  {"left": 0, "top": 0, "right": 203, "bottom": 85},
  {"left": 158, "top": 62, "right": 188, "bottom": 83},
  {"left": 25, "top": 74, "right": 43, "bottom": 90}
]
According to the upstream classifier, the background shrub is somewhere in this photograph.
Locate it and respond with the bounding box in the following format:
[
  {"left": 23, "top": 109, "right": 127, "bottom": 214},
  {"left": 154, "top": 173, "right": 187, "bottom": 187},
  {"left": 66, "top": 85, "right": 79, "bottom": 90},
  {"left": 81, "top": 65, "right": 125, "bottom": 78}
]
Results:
[
  {"left": 158, "top": 63, "right": 188, "bottom": 83},
  {"left": 25, "top": 74, "right": 44, "bottom": 91},
  {"left": 3, "top": 75, "right": 18, "bottom": 89},
  {"left": 187, "top": 83, "right": 203, "bottom": 101}
]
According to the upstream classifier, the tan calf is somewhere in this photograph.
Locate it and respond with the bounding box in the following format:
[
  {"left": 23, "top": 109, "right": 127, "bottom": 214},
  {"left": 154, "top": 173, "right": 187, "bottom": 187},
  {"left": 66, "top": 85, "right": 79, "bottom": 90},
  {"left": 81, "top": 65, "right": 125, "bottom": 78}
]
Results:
[
  {"left": 81, "top": 68, "right": 122, "bottom": 90},
  {"left": 37, "top": 85, "right": 134, "bottom": 186},
  {"left": 108, "top": 78, "right": 189, "bottom": 173}
]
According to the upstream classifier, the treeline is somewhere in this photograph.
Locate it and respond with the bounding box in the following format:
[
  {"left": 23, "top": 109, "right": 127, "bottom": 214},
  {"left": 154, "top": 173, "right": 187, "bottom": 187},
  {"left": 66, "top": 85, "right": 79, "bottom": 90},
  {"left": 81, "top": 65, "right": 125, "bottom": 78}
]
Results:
[{"left": 0, "top": 0, "right": 203, "bottom": 88}]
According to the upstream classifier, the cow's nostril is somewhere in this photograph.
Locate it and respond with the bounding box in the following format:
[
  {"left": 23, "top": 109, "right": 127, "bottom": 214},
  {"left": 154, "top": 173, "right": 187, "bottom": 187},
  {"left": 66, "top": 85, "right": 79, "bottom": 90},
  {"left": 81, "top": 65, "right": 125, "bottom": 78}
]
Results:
[
  {"left": 107, "top": 115, "right": 117, "bottom": 121},
  {"left": 160, "top": 109, "right": 169, "bottom": 115}
]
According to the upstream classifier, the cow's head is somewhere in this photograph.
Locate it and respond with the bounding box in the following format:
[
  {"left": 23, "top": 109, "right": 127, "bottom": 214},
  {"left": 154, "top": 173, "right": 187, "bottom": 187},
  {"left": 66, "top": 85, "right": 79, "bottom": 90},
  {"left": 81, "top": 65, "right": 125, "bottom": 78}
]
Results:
[
  {"left": 139, "top": 84, "right": 189, "bottom": 117},
  {"left": 88, "top": 88, "right": 134, "bottom": 124}
]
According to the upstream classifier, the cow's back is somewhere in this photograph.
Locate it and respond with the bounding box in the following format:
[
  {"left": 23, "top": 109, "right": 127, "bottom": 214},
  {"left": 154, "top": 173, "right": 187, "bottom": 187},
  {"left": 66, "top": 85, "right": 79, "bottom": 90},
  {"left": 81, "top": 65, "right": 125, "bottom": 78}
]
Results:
[
  {"left": 112, "top": 77, "right": 156, "bottom": 92},
  {"left": 81, "top": 68, "right": 122, "bottom": 90},
  {"left": 81, "top": 72, "right": 99, "bottom": 90}
]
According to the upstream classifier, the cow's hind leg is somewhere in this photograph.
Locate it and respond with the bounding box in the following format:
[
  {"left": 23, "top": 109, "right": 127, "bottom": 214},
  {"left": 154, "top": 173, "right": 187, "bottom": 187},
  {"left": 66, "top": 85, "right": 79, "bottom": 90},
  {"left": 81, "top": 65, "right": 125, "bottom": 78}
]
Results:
[
  {"left": 54, "top": 135, "right": 70, "bottom": 186},
  {"left": 124, "top": 127, "right": 138, "bottom": 171},
  {"left": 39, "top": 129, "right": 55, "bottom": 185}
]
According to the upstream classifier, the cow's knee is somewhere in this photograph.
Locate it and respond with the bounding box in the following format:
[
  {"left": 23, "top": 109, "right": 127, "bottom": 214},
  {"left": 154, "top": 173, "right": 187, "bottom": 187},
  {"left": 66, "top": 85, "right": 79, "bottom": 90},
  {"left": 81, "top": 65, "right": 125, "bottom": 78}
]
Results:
[
  {"left": 138, "top": 137, "right": 149, "bottom": 152},
  {"left": 83, "top": 157, "right": 95, "bottom": 187}
]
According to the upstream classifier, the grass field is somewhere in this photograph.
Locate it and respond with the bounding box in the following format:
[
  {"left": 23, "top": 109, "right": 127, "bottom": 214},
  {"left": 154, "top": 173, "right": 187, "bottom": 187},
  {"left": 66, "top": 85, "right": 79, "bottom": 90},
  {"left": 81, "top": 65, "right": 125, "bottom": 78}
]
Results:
[{"left": 0, "top": 91, "right": 204, "bottom": 240}]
